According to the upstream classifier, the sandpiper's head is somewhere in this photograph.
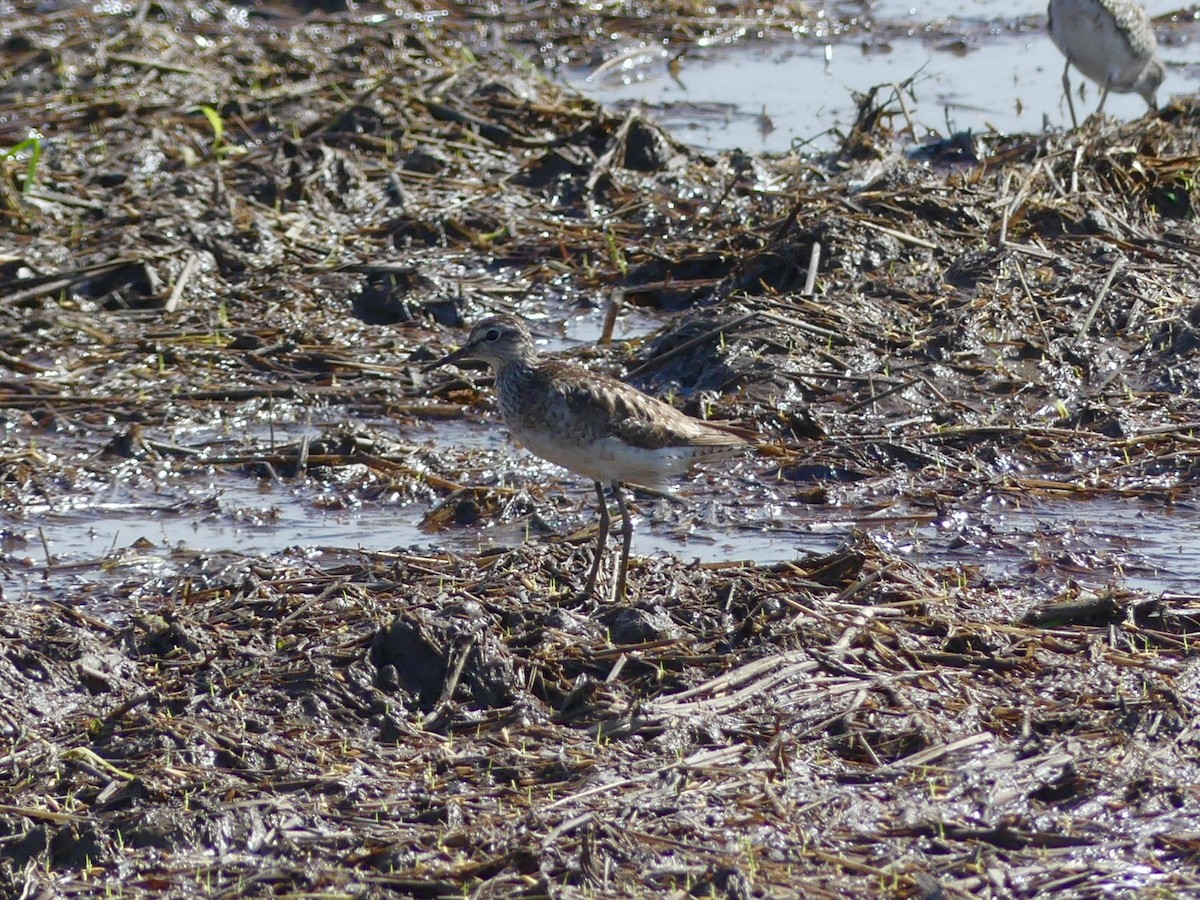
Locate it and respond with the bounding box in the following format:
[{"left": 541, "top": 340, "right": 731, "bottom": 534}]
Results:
[
  {"left": 1135, "top": 59, "right": 1165, "bottom": 109},
  {"left": 422, "top": 314, "right": 537, "bottom": 372}
]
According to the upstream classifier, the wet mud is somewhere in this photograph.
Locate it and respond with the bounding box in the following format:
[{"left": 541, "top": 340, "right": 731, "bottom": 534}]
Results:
[{"left": 2, "top": 1, "right": 1200, "bottom": 896}]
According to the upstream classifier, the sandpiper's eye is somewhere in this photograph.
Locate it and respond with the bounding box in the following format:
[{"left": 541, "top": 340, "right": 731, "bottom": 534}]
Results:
[{"left": 484, "top": 328, "right": 501, "bottom": 342}]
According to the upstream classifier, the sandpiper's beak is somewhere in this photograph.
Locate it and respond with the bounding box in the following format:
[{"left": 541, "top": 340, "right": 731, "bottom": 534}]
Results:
[{"left": 421, "top": 341, "right": 475, "bottom": 373}]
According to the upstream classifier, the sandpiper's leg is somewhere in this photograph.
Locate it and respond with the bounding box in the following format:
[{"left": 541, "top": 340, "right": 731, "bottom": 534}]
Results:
[
  {"left": 580, "top": 480, "right": 610, "bottom": 599},
  {"left": 612, "top": 482, "right": 634, "bottom": 602},
  {"left": 1062, "top": 59, "right": 1079, "bottom": 129}
]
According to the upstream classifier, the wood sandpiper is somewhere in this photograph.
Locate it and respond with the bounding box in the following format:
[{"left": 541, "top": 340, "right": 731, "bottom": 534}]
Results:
[
  {"left": 1048, "top": 0, "right": 1164, "bottom": 128},
  {"left": 423, "top": 314, "right": 747, "bottom": 602}
]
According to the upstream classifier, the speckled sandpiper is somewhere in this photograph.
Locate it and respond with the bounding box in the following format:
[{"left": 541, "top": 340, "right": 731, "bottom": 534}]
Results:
[
  {"left": 423, "top": 314, "right": 747, "bottom": 602},
  {"left": 1048, "top": 0, "right": 1164, "bottom": 128}
]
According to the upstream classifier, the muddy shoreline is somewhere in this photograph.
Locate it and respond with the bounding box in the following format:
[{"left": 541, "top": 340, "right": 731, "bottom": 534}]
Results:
[{"left": 3, "top": 1, "right": 1200, "bottom": 896}]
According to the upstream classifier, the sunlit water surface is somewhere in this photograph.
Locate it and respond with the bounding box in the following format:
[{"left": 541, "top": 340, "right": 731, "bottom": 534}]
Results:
[{"left": 562, "top": 0, "right": 1198, "bottom": 153}]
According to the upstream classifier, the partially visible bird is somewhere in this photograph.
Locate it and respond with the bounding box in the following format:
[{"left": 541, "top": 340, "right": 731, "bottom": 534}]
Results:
[
  {"left": 1048, "top": 0, "right": 1164, "bottom": 128},
  {"left": 423, "top": 314, "right": 747, "bottom": 602}
]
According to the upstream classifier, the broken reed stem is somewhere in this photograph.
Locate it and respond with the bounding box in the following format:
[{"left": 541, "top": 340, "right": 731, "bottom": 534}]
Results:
[
  {"left": 1077, "top": 256, "right": 1124, "bottom": 339},
  {"left": 164, "top": 253, "right": 199, "bottom": 313},
  {"left": 599, "top": 292, "right": 622, "bottom": 345},
  {"left": 1013, "top": 256, "right": 1052, "bottom": 348},
  {"left": 803, "top": 241, "right": 821, "bottom": 297}
]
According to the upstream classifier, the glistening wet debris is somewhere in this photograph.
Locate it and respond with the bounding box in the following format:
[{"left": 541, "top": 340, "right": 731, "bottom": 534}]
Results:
[{"left": 3, "top": 1, "right": 1200, "bottom": 896}]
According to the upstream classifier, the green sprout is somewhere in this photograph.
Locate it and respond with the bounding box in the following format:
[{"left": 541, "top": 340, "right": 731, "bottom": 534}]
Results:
[
  {"left": 193, "top": 105, "right": 239, "bottom": 159},
  {"left": 1, "top": 137, "right": 43, "bottom": 192}
]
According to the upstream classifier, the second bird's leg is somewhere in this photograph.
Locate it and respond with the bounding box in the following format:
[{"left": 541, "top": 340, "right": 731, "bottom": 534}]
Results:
[
  {"left": 1096, "top": 76, "right": 1113, "bottom": 116},
  {"left": 612, "top": 482, "right": 633, "bottom": 602},
  {"left": 580, "top": 480, "right": 610, "bottom": 599},
  {"left": 1062, "top": 60, "right": 1079, "bottom": 129}
]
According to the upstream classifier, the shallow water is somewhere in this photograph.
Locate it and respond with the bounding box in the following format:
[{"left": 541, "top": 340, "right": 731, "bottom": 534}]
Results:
[
  {"left": 562, "top": 1, "right": 1198, "bottom": 153},
  {"left": 8, "top": 413, "right": 1198, "bottom": 603},
  {"left": 543, "top": 304, "right": 667, "bottom": 348}
]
